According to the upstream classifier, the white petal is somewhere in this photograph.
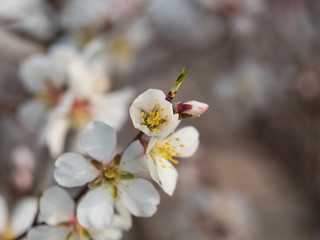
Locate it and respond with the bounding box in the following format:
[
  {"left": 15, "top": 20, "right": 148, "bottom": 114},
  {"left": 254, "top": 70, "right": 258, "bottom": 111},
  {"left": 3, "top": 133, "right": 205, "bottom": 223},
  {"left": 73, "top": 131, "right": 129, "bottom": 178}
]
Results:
[
  {"left": 11, "top": 197, "right": 37, "bottom": 237},
  {"left": 19, "top": 54, "right": 51, "bottom": 93},
  {"left": 118, "top": 179, "right": 160, "bottom": 217},
  {"left": 81, "top": 121, "right": 116, "bottom": 163},
  {"left": 114, "top": 201, "right": 132, "bottom": 231},
  {"left": 156, "top": 159, "right": 178, "bottom": 196},
  {"left": 39, "top": 186, "right": 75, "bottom": 226},
  {"left": 132, "top": 89, "right": 167, "bottom": 112},
  {"left": 27, "top": 226, "right": 69, "bottom": 240},
  {"left": 45, "top": 116, "right": 70, "bottom": 157},
  {"left": 120, "top": 140, "right": 147, "bottom": 174},
  {"left": 147, "top": 156, "right": 160, "bottom": 183},
  {"left": 68, "top": 57, "right": 111, "bottom": 97},
  {"left": 0, "top": 195, "right": 8, "bottom": 232},
  {"left": 146, "top": 138, "right": 156, "bottom": 154},
  {"left": 91, "top": 88, "right": 134, "bottom": 131},
  {"left": 167, "top": 126, "right": 199, "bottom": 158},
  {"left": 54, "top": 153, "right": 97, "bottom": 187},
  {"left": 17, "top": 100, "right": 46, "bottom": 132},
  {"left": 19, "top": 54, "right": 66, "bottom": 93},
  {"left": 77, "top": 188, "right": 114, "bottom": 231},
  {"left": 92, "top": 228, "right": 123, "bottom": 240}
]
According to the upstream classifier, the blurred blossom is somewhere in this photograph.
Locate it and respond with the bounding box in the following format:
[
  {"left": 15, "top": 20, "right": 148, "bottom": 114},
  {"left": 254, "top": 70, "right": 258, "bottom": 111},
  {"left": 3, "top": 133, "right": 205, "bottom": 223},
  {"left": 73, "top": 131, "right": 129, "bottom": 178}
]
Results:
[
  {"left": 199, "top": 0, "right": 266, "bottom": 37},
  {"left": 18, "top": 40, "right": 134, "bottom": 156},
  {"left": 148, "top": 0, "right": 224, "bottom": 48},
  {"left": 196, "top": 190, "right": 254, "bottom": 240},
  {"left": 199, "top": 0, "right": 265, "bottom": 15},
  {"left": 213, "top": 60, "right": 276, "bottom": 121},
  {"left": 18, "top": 43, "right": 78, "bottom": 132},
  {"left": 104, "top": 17, "right": 153, "bottom": 74},
  {"left": 0, "top": 0, "right": 58, "bottom": 40},
  {"left": 61, "top": 0, "right": 145, "bottom": 33},
  {"left": 10, "top": 145, "right": 35, "bottom": 191},
  {"left": 0, "top": 195, "right": 37, "bottom": 239},
  {"left": 42, "top": 87, "right": 133, "bottom": 156}
]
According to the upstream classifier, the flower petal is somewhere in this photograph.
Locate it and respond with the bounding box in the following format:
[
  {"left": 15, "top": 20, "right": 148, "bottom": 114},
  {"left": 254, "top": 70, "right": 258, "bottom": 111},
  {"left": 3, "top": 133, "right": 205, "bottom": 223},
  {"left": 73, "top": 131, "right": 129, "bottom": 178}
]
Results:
[
  {"left": 81, "top": 121, "right": 116, "bottom": 163},
  {"left": 39, "top": 186, "right": 75, "bottom": 226},
  {"left": 118, "top": 179, "right": 160, "bottom": 217},
  {"left": 11, "top": 197, "right": 37, "bottom": 237},
  {"left": 147, "top": 156, "right": 160, "bottom": 183},
  {"left": 54, "top": 153, "right": 97, "bottom": 187},
  {"left": 91, "top": 88, "right": 134, "bottom": 131},
  {"left": 45, "top": 116, "right": 70, "bottom": 157},
  {"left": 156, "top": 159, "right": 178, "bottom": 196},
  {"left": 0, "top": 195, "right": 8, "bottom": 233},
  {"left": 120, "top": 140, "right": 147, "bottom": 174},
  {"left": 27, "top": 226, "right": 69, "bottom": 240},
  {"left": 91, "top": 228, "right": 123, "bottom": 240},
  {"left": 114, "top": 201, "right": 132, "bottom": 231},
  {"left": 19, "top": 55, "right": 52, "bottom": 93},
  {"left": 77, "top": 187, "right": 114, "bottom": 231},
  {"left": 19, "top": 52, "right": 68, "bottom": 92},
  {"left": 17, "top": 100, "right": 46, "bottom": 132},
  {"left": 167, "top": 126, "right": 199, "bottom": 158}
]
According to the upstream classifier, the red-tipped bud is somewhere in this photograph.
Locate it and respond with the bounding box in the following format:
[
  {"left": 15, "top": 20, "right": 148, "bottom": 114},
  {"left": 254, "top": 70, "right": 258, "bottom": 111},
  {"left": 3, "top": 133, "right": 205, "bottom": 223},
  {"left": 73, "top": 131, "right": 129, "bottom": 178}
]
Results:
[{"left": 173, "top": 101, "right": 209, "bottom": 119}]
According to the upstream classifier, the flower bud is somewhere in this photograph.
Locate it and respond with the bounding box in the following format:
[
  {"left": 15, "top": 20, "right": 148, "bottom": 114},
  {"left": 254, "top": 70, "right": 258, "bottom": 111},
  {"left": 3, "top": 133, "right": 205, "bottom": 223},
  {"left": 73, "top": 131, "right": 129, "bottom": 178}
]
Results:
[{"left": 174, "top": 101, "right": 209, "bottom": 119}]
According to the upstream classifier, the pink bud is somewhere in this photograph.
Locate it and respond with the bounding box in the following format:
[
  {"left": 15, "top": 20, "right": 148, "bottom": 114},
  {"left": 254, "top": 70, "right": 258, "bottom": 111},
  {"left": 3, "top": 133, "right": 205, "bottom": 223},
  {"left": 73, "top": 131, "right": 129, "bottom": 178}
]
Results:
[{"left": 174, "top": 101, "right": 209, "bottom": 119}]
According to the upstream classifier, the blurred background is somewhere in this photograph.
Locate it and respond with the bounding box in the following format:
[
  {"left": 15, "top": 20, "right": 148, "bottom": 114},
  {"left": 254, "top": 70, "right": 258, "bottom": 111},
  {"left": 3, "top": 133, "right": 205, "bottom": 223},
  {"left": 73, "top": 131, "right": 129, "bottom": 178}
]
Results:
[{"left": 1, "top": 0, "right": 320, "bottom": 239}]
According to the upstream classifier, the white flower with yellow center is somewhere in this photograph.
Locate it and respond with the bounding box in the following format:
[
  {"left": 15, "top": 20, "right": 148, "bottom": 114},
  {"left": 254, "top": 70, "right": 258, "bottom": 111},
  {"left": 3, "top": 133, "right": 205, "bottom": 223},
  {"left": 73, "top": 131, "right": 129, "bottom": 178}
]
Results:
[
  {"left": 53, "top": 121, "right": 160, "bottom": 230},
  {"left": 130, "top": 89, "right": 180, "bottom": 139},
  {"left": 0, "top": 195, "right": 37, "bottom": 240},
  {"left": 27, "top": 186, "right": 128, "bottom": 240},
  {"left": 146, "top": 126, "right": 199, "bottom": 196}
]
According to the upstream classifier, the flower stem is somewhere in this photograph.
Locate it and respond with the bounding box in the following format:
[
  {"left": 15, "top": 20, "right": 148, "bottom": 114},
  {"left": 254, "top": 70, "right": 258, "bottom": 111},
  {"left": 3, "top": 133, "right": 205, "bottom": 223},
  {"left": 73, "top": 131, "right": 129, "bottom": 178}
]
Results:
[{"left": 166, "top": 67, "right": 190, "bottom": 102}]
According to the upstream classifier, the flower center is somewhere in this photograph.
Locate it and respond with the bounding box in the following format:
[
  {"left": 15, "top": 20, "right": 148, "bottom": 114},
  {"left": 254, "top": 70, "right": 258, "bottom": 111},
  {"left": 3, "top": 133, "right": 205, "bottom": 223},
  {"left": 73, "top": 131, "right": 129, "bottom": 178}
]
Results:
[
  {"left": 89, "top": 155, "right": 134, "bottom": 198},
  {"left": 1, "top": 226, "right": 14, "bottom": 240},
  {"left": 60, "top": 217, "right": 89, "bottom": 239},
  {"left": 69, "top": 98, "right": 91, "bottom": 129},
  {"left": 36, "top": 83, "right": 63, "bottom": 108},
  {"left": 141, "top": 106, "right": 167, "bottom": 132},
  {"left": 151, "top": 140, "right": 180, "bottom": 164}
]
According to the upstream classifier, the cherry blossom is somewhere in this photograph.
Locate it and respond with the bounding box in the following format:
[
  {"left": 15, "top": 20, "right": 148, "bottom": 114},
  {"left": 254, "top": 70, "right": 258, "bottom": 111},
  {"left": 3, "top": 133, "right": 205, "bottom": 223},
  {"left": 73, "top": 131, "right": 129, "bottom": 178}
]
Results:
[
  {"left": 54, "top": 121, "right": 160, "bottom": 230},
  {"left": 146, "top": 126, "right": 199, "bottom": 195},
  {"left": 130, "top": 89, "right": 180, "bottom": 139},
  {"left": 27, "top": 186, "right": 128, "bottom": 240}
]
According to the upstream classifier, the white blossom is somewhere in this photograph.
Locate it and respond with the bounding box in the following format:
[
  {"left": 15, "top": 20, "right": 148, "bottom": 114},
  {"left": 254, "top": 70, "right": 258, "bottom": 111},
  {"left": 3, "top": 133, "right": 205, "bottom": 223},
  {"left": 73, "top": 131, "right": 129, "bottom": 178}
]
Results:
[
  {"left": 42, "top": 87, "right": 134, "bottom": 157},
  {"left": 130, "top": 89, "right": 180, "bottom": 139},
  {"left": 54, "top": 121, "right": 160, "bottom": 230},
  {"left": 18, "top": 43, "right": 78, "bottom": 132},
  {"left": 0, "top": 195, "right": 37, "bottom": 239},
  {"left": 27, "top": 186, "right": 127, "bottom": 240},
  {"left": 19, "top": 41, "right": 133, "bottom": 157},
  {"left": 146, "top": 126, "right": 199, "bottom": 195},
  {"left": 0, "top": 0, "right": 58, "bottom": 40}
]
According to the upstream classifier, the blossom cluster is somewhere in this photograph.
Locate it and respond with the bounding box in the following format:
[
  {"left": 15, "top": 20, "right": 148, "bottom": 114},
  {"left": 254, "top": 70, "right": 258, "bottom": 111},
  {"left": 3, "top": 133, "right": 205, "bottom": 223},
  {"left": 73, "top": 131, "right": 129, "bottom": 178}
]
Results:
[
  {"left": 9, "top": 69, "right": 208, "bottom": 240},
  {"left": 18, "top": 41, "right": 134, "bottom": 157}
]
